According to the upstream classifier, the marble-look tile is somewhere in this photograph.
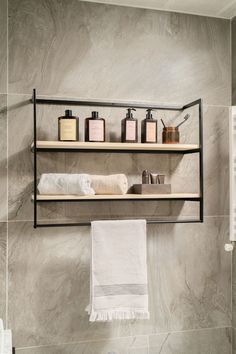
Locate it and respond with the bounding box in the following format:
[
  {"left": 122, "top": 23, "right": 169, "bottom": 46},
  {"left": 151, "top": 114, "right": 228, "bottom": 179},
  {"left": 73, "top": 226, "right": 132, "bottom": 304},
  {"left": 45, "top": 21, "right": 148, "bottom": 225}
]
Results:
[
  {"left": 128, "top": 348, "right": 148, "bottom": 354},
  {"left": 126, "top": 336, "right": 148, "bottom": 354},
  {"left": 8, "top": 94, "right": 67, "bottom": 221},
  {"left": 8, "top": 94, "right": 36, "bottom": 220},
  {"left": 0, "top": 95, "right": 7, "bottom": 221},
  {"left": 8, "top": 217, "right": 230, "bottom": 347},
  {"left": 8, "top": 1, "right": 230, "bottom": 106},
  {"left": 128, "top": 217, "right": 231, "bottom": 336},
  {"left": 233, "top": 286, "right": 236, "bottom": 329},
  {"left": 202, "top": 105, "right": 229, "bottom": 217},
  {"left": 0, "top": 0, "right": 7, "bottom": 93},
  {"left": 233, "top": 328, "right": 236, "bottom": 354},
  {"left": 16, "top": 335, "right": 148, "bottom": 354},
  {"left": 170, "top": 105, "right": 229, "bottom": 217},
  {"left": 149, "top": 327, "right": 231, "bottom": 354},
  {"left": 8, "top": 222, "right": 129, "bottom": 347},
  {"left": 0, "top": 223, "right": 7, "bottom": 323},
  {"left": 232, "top": 251, "right": 236, "bottom": 328}
]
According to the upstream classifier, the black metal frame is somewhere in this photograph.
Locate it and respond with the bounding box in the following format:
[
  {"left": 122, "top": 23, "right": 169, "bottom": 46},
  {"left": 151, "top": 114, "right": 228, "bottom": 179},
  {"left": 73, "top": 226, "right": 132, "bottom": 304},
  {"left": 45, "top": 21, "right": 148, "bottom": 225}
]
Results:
[{"left": 32, "top": 89, "right": 204, "bottom": 228}]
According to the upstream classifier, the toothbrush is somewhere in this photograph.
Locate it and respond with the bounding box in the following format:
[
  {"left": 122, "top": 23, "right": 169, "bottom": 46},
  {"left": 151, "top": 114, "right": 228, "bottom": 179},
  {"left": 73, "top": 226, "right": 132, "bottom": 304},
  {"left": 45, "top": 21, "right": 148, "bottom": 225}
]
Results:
[{"left": 176, "top": 114, "right": 190, "bottom": 128}]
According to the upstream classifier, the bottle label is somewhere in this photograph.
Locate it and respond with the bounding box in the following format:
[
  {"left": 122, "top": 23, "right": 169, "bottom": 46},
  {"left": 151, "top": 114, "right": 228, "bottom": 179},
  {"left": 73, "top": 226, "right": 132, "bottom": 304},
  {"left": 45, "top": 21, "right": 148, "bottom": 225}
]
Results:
[
  {"left": 146, "top": 122, "right": 156, "bottom": 142},
  {"left": 89, "top": 120, "right": 104, "bottom": 141},
  {"left": 126, "top": 120, "right": 136, "bottom": 141},
  {"left": 60, "top": 119, "right": 76, "bottom": 140}
]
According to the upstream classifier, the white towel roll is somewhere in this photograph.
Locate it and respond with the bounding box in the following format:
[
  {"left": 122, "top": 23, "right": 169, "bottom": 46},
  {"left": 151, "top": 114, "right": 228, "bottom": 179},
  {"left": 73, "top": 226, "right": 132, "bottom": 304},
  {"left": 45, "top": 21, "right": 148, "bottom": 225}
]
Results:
[
  {"left": 91, "top": 174, "right": 128, "bottom": 195},
  {"left": 37, "top": 174, "right": 95, "bottom": 195}
]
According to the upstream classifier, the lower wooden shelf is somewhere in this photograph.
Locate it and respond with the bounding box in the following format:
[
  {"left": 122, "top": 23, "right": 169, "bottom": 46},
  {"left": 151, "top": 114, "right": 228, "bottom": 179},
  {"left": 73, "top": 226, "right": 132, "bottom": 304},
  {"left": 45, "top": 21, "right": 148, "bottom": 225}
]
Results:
[
  {"left": 33, "top": 193, "right": 200, "bottom": 201},
  {"left": 31, "top": 141, "right": 200, "bottom": 154}
]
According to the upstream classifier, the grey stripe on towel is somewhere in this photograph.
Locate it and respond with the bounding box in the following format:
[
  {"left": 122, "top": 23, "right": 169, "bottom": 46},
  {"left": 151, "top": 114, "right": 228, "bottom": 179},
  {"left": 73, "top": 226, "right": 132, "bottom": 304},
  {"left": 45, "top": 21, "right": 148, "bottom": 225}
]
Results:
[{"left": 94, "top": 284, "right": 148, "bottom": 297}]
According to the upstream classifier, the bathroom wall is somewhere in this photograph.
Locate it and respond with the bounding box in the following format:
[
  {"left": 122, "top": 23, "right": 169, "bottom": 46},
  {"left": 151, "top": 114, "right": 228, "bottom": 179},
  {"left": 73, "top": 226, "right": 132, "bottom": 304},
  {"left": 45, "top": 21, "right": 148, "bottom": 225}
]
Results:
[{"left": 0, "top": 0, "right": 232, "bottom": 353}]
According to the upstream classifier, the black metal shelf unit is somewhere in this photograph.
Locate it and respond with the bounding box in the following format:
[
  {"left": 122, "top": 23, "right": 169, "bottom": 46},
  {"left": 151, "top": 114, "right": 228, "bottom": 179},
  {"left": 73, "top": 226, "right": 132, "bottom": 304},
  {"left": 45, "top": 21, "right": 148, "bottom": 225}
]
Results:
[{"left": 32, "top": 89, "right": 204, "bottom": 228}]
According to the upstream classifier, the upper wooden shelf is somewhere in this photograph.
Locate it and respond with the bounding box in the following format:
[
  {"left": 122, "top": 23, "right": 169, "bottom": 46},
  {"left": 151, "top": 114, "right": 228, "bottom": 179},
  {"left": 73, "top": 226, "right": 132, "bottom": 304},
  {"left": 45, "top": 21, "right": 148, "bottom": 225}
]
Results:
[{"left": 31, "top": 141, "right": 200, "bottom": 154}]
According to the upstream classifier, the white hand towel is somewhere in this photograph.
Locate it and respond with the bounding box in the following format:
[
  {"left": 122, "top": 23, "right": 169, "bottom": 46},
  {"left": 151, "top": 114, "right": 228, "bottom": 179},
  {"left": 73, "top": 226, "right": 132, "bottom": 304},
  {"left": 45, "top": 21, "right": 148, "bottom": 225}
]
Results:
[
  {"left": 0, "top": 319, "right": 12, "bottom": 354},
  {"left": 38, "top": 173, "right": 95, "bottom": 195},
  {"left": 91, "top": 174, "right": 128, "bottom": 195},
  {"left": 87, "top": 220, "right": 149, "bottom": 321}
]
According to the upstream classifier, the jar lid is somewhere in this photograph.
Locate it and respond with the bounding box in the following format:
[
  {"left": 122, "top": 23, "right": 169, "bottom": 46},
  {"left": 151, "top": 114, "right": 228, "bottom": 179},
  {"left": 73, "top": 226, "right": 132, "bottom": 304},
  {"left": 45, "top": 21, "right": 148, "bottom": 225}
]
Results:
[{"left": 163, "top": 127, "right": 178, "bottom": 131}]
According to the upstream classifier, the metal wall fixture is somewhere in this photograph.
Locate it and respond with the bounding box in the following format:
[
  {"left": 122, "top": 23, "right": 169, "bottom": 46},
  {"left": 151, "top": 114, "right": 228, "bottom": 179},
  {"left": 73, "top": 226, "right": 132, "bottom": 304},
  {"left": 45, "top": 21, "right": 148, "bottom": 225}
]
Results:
[{"left": 31, "top": 89, "right": 204, "bottom": 228}]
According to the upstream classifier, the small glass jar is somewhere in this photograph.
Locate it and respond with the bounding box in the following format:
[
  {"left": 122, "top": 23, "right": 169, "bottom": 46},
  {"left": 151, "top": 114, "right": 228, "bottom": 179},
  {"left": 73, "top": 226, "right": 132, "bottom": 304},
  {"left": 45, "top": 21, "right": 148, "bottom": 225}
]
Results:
[{"left": 162, "top": 127, "right": 179, "bottom": 144}]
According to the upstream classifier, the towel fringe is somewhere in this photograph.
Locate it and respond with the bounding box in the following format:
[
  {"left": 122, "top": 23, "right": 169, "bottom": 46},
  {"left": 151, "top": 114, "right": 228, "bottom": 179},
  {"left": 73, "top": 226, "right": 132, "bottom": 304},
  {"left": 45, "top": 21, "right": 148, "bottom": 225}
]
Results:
[{"left": 89, "top": 309, "right": 150, "bottom": 322}]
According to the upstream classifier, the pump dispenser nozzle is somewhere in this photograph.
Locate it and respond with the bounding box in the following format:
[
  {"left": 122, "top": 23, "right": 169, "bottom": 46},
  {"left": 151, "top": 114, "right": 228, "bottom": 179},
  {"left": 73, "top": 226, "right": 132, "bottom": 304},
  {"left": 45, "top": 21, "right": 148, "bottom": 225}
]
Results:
[
  {"left": 65, "top": 109, "right": 73, "bottom": 117},
  {"left": 146, "top": 108, "right": 155, "bottom": 119},
  {"left": 92, "top": 111, "right": 99, "bottom": 119},
  {"left": 126, "top": 108, "right": 136, "bottom": 119}
]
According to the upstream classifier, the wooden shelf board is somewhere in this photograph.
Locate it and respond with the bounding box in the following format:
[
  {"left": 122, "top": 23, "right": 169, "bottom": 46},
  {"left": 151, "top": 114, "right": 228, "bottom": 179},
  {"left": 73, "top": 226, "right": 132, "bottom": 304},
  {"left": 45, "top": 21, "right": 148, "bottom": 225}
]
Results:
[
  {"left": 32, "top": 141, "right": 199, "bottom": 152},
  {"left": 33, "top": 193, "right": 200, "bottom": 201}
]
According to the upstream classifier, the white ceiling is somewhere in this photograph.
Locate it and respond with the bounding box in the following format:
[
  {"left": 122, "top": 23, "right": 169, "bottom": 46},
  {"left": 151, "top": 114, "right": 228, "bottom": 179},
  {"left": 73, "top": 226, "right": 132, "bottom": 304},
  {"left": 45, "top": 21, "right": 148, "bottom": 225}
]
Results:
[{"left": 82, "top": 0, "right": 236, "bottom": 19}]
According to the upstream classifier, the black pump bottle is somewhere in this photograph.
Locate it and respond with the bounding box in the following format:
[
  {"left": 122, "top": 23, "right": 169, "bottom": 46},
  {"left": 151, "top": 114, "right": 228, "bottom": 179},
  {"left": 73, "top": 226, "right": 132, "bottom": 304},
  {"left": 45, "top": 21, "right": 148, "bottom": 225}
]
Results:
[
  {"left": 141, "top": 108, "right": 157, "bottom": 143},
  {"left": 121, "top": 108, "right": 138, "bottom": 143}
]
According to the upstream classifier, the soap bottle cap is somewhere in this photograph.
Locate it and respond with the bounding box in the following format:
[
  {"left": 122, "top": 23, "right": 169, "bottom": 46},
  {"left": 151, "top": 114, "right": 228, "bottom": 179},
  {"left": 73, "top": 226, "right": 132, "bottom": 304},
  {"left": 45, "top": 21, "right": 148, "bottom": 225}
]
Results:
[
  {"left": 146, "top": 108, "right": 155, "bottom": 119},
  {"left": 126, "top": 108, "right": 136, "bottom": 119},
  {"left": 65, "top": 109, "right": 73, "bottom": 117},
  {"left": 92, "top": 111, "right": 99, "bottom": 119}
]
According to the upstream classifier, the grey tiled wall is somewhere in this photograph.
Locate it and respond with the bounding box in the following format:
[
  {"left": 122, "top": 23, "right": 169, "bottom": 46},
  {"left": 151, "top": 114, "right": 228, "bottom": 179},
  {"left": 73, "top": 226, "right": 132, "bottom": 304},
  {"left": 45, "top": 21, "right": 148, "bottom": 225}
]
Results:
[{"left": 0, "top": 0, "right": 232, "bottom": 353}]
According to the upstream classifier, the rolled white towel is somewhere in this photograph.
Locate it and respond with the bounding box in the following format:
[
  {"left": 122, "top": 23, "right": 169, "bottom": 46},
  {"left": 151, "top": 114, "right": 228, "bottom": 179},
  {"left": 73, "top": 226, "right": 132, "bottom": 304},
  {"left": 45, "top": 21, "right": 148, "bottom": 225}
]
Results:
[
  {"left": 38, "top": 174, "right": 95, "bottom": 195},
  {"left": 91, "top": 174, "right": 128, "bottom": 195}
]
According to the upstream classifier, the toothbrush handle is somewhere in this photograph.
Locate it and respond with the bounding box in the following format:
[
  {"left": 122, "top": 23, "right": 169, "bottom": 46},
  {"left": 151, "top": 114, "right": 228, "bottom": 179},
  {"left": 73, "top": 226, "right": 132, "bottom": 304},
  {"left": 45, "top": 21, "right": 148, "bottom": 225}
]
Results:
[{"left": 161, "top": 119, "right": 165, "bottom": 128}]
